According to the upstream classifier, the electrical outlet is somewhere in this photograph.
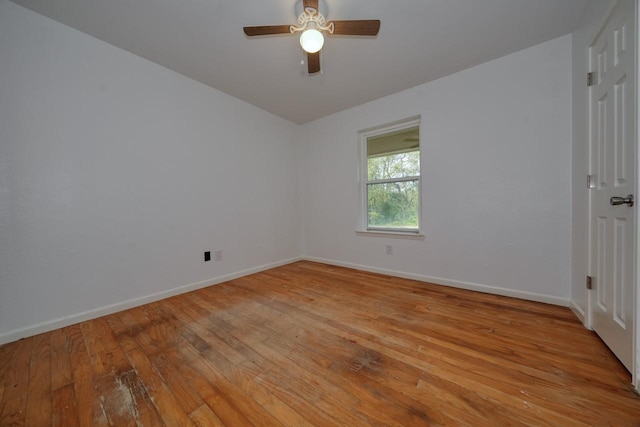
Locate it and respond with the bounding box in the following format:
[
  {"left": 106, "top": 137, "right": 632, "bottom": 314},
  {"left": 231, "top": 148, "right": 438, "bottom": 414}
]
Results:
[
  {"left": 214, "top": 250, "right": 223, "bottom": 261},
  {"left": 204, "top": 251, "right": 211, "bottom": 262},
  {"left": 385, "top": 245, "right": 393, "bottom": 255}
]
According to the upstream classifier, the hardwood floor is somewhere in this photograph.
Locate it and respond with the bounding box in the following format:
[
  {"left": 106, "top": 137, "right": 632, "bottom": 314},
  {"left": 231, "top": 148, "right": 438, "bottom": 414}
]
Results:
[{"left": 1, "top": 261, "right": 639, "bottom": 426}]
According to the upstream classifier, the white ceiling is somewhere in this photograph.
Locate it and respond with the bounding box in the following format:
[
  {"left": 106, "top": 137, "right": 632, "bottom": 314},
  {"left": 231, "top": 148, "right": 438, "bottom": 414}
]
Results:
[{"left": 10, "top": 0, "right": 587, "bottom": 124}]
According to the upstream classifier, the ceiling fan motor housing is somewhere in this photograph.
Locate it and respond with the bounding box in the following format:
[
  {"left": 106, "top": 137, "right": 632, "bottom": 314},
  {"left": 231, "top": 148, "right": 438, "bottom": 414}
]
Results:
[{"left": 295, "top": 0, "right": 328, "bottom": 19}]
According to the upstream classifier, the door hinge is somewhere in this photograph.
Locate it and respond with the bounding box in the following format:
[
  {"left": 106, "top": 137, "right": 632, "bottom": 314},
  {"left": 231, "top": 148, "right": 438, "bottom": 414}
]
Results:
[
  {"left": 587, "top": 174, "right": 597, "bottom": 189},
  {"left": 586, "top": 275, "right": 593, "bottom": 290},
  {"left": 587, "top": 72, "right": 596, "bottom": 86}
]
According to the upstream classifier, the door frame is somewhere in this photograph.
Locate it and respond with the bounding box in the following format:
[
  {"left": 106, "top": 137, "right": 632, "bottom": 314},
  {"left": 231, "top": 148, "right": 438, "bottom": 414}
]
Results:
[
  {"left": 584, "top": 0, "right": 639, "bottom": 389},
  {"left": 635, "top": 0, "right": 640, "bottom": 390}
]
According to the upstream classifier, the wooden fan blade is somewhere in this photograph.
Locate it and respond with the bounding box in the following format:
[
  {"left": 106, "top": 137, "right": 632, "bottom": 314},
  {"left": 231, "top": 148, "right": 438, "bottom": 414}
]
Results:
[
  {"left": 243, "top": 25, "right": 291, "bottom": 36},
  {"left": 329, "top": 20, "right": 381, "bottom": 36},
  {"left": 308, "top": 52, "right": 320, "bottom": 74},
  {"left": 303, "top": 0, "right": 318, "bottom": 11}
]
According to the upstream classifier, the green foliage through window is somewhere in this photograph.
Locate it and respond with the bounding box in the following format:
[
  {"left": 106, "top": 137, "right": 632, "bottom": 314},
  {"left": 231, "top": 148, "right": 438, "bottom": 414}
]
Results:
[
  {"left": 367, "top": 151, "right": 419, "bottom": 181},
  {"left": 367, "top": 179, "right": 419, "bottom": 228}
]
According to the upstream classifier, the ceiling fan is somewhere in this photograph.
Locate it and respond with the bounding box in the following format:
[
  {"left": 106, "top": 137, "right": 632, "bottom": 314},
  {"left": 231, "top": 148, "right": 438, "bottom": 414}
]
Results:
[{"left": 243, "top": 0, "right": 380, "bottom": 74}]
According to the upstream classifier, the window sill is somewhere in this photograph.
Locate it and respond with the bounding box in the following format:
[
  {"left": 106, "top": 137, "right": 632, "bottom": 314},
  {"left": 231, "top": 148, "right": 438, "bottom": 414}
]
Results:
[{"left": 356, "top": 230, "right": 425, "bottom": 240}]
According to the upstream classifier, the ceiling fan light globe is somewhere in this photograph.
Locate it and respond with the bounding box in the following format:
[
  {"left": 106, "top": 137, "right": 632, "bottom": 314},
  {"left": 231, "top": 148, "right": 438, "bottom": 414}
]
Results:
[{"left": 300, "top": 29, "right": 324, "bottom": 53}]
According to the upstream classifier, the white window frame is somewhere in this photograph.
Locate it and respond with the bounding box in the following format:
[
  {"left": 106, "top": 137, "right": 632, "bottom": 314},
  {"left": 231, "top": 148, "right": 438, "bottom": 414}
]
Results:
[{"left": 357, "top": 116, "right": 424, "bottom": 238}]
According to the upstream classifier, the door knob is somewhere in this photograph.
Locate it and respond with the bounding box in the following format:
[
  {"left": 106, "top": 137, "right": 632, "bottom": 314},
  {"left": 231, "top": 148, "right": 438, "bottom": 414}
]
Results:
[{"left": 610, "top": 194, "right": 634, "bottom": 207}]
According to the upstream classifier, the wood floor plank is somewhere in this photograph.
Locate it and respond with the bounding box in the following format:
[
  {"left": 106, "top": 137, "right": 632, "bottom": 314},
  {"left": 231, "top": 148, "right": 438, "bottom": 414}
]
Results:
[
  {"left": 81, "top": 317, "right": 131, "bottom": 379},
  {"left": 119, "top": 338, "right": 195, "bottom": 426},
  {"left": 188, "top": 403, "right": 225, "bottom": 427},
  {"left": 24, "top": 333, "right": 52, "bottom": 426},
  {"left": 147, "top": 350, "right": 204, "bottom": 415},
  {"left": 238, "top": 264, "right": 640, "bottom": 424},
  {"left": 155, "top": 301, "right": 314, "bottom": 425},
  {"left": 173, "top": 342, "right": 273, "bottom": 426},
  {"left": 251, "top": 266, "right": 629, "bottom": 387},
  {"left": 0, "top": 337, "right": 34, "bottom": 426},
  {"left": 52, "top": 384, "right": 80, "bottom": 427},
  {"left": 229, "top": 283, "right": 539, "bottom": 425},
  {"left": 181, "top": 371, "right": 254, "bottom": 426},
  {"left": 164, "top": 296, "right": 302, "bottom": 426},
  {"left": 66, "top": 323, "right": 109, "bottom": 426},
  {"left": 105, "top": 313, "right": 172, "bottom": 426},
  {"left": 131, "top": 305, "right": 211, "bottom": 420},
  {"left": 196, "top": 282, "right": 480, "bottom": 426},
  {"left": 1, "top": 260, "right": 639, "bottom": 426},
  {"left": 110, "top": 309, "right": 204, "bottom": 425},
  {"left": 81, "top": 316, "right": 151, "bottom": 427},
  {"left": 185, "top": 293, "right": 364, "bottom": 426},
  {"left": 50, "top": 327, "right": 74, "bottom": 392},
  {"left": 251, "top": 272, "right": 616, "bottom": 401}
]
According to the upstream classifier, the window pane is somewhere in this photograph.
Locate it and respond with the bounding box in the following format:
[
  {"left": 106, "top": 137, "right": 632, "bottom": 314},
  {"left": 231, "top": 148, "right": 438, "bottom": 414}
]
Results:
[
  {"left": 367, "top": 180, "right": 419, "bottom": 229},
  {"left": 367, "top": 150, "right": 419, "bottom": 181}
]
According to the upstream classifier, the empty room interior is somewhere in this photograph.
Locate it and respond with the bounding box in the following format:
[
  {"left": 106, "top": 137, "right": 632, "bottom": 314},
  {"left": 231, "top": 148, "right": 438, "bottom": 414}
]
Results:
[{"left": 1, "top": 0, "right": 640, "bottom": 425}]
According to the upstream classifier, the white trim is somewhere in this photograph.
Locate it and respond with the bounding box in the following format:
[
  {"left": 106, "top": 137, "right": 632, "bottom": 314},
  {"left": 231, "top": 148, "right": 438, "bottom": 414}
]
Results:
[
  {"left": 634, "top": 0, "right": 640, "bottom": 392},
  {"left": 0, "top": 254, "right": 573, "bottom": 346},
  {"left": 570, "top": 300, "right": 588, "bottom": 326},
  {"left": 355, "top": 230, "right": 425, "bottom": 239},
  {"left": 367, "top": 176, "right": 419, "bottom": 185},
  {"left": 0, "top": 256, "right": 303, "bottom": 346},
  {"left": 304, "top": 256, "right": 570, "bottom": 307}
]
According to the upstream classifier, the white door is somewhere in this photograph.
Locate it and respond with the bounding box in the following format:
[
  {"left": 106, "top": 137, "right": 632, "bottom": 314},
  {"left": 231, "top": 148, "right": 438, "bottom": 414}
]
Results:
[{"left": 588, "top": 0, "right": 637, "bottom": 372}]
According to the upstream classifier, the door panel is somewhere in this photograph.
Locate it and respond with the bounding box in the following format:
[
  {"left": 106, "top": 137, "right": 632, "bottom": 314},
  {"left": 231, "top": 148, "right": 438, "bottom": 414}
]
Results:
[{"left": 588, "top": 0, "right": 636, "bottom": 372}]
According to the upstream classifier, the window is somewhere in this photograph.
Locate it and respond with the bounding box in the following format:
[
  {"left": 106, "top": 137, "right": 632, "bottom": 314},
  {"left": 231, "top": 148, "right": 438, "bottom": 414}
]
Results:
[{"left": 359, "top": 118, "right": 421, "bottom": 235}]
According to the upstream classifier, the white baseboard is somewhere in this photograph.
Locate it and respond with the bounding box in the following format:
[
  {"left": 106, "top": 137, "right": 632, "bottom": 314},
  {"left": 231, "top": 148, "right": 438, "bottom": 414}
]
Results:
[
  {"left": 0, "top": 255, "right": 572, "bottom": 346},
  {"left": 303, "top": 256, "right": 570, "bottom": 307},
  {"left": 569, "top": 300, "right": 587, "bottom": 325},
  {"left": 0, "top": 256, "right": 303, "bottom": 346}
]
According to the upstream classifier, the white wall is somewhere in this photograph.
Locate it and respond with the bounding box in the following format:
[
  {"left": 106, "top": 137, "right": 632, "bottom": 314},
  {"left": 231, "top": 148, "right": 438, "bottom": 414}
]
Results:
[
  {"left": 301, "top": 35, "right": 573, "bottom": 304},
  {"left": 569, "top": 0, "right": 616, "bottom": 324},
  {"left": 0, "top": 0, "right": 301, "bottom": 344},
  {"left": 0, "top": 0, "right": 580, "bottom": 345}
]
